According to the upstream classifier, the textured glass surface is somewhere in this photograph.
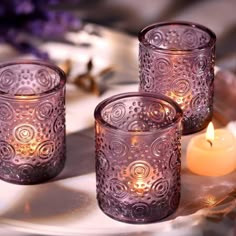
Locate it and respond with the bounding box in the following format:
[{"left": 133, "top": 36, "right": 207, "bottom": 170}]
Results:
[
  {"left": 139, "top": 21, "right": 216, "bottom": 134},
  {"left": 0, "top": 61, "right": 66, "bottom": 184},
  {"left": 94, "top": 92, "right": 182, "bottom": 223}
]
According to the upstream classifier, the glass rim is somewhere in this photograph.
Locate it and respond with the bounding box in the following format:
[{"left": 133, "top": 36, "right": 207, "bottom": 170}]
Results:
[
  {"left": 138, "top": 21, "right": 216, "bottom": 54},
  {"left": 94, "top": 92, "right": 183, "bottom": 134},
  {"left": 0, "top": 60, "right": 66, "bottom": 100}
]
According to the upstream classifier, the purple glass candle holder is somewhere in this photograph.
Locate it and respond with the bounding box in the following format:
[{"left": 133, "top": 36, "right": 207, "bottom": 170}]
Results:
[
  {"left": 0, "top": 61, "right": 66, "bottom": 184},
  {"left": 139, "top": 21, "right": 216, "bottom": 134},
  {"left": 94, "top": 92, "right": 182, "bottom": 223}
]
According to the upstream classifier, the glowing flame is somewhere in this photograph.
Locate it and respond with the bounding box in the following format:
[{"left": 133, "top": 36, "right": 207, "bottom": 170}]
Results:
[
  {"left": 206, "top": 122, "right": 215, "bottom": 144},
  {"left": 134, "top": 179, "right": 146, "bottom": 196},
  {"left": 131, "top": 136, "right": 138, "bottom": 146}
]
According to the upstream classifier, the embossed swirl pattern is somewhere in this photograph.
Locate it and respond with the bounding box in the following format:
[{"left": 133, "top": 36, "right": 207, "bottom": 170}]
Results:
[
  {"left": 96, "top": 151, "right": 109, "bottom": 171},
  {"left": 35, "top": 69, "right": 52, "bottom": 88},
  {"left": 0, "top": 103, "right": 14, "bottom": 121},
  {"left": 0, "top": 69, "right": 16, "bottom": 90},
  {"left": 147, "top": 30, "right": 164, "bottom": 46},
  {"left": 14, "top": 124, "right": 36, "bottom": 143},
  {"left": 128, "top": 120, "right": 148, "bottom": 131},
  {"left": 110, "top": 103, "right": 126, "bottom": 123},
  {"left": 169, "top": 152, "right": 180, "bottom": 169},
  {"left": 0, "top": 141, "right": 15, "bottom": 160},
  {"left": 181, "top": 29, "right": 198, "bottom": 49},
  {"left": 190, "top": 93, "right": 207, "bottom": 111},
  {"left": 109, "top": 139, "right": 128, "bottom": 157},
  {"left": 192, "top": 55, "right": 208, "bottom": 75},
  {"left": 151, "top": 178, "right": 169, "bottom": 198},
  {"left": 131, "top": 202, "right": 151, "bottom": 219},
  {"left": 148, "top": 103, "right": 165, "bottom": 122},
  {"left": 53, "top": 114, "right": 65, "bottom": 133},
  {"left": 171, "top": 78, "right": 191, "bottom": 97},
  {"left": 36, "top": 140, "right": 55, "bottom": 160},
  {"left": 154, "top": 58, "right": 172, "bottom": 76},
  {"left": 151, "top": 137, "right": 171, "bottom": 157},
  {"left": 128, "top": 161, "right": 151, "bottom": 180},
  {"left": 103, "top": 100, "right": 178, "bottom": 131},
  {"left": 0, "top": 67, "right": 60, "bottom": 96},
  {"left": 142, "top": 75, "right": 154, "bottom": 90},
  {"left": 145, "top": 27, "right": 210, "bottom": 50},
  {"left": 109, "top": 179, "right": 128, "bottom": 199},
  {"left": 18, "top": 164, "right": 34, "bottom": 177},
  {"left": 36, "top": 102, "right": 54, "bottom": 120}
]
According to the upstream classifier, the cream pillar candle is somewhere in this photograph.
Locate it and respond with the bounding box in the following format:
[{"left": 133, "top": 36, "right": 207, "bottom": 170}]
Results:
[{"left": 187, "top": 122, "right": 236, "bottom": 176}]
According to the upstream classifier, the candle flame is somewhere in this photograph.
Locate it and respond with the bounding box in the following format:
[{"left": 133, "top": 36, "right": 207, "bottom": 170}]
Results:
[
  {"left": 206, "top": 122, "right": 215, "bottom": 144},
  {"left": 131, "top": 136, "right": 138, "bottom": 145},
  {"left": 134, "top": 179, "right": 146, "bottom": 196}
]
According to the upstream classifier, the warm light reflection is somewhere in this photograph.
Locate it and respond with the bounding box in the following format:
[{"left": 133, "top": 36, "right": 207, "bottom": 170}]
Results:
[
  {"left": 95, "top": 123, "right": 100, "bottom": 135},
  {"left": 20, "top": 96, "right": 30, "bottom": 99},
  {"left": 24, "top": 201, "right": 31, "bottom": 214},
  {"left": 206, "top": 122, "right": 215, "bottom": 143},
  {"left": 203, "top": 194, "right": 217, "bottom": 207},
  {"left": 134, "top": 179, "right": 146, "bottom": 196},
  {"left": 131, "top": 136, "right": 138, "bottom": 146}
]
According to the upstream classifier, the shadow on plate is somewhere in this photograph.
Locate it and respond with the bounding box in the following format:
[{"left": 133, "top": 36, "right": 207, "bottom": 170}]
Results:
[
  {"left": 54, "top": 127, "right": 95, "bottom": 181},
  {"left": 1, "top": 183, "right": 94, "bottom": 222}
]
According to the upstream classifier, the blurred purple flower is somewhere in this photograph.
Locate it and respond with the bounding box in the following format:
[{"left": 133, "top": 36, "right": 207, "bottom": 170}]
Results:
[
  {"left": 14, "top": 0, "right": 34, "bottom": 14},
  {"left": 0, "top": 0, "right": 82, "bottom": 59}
]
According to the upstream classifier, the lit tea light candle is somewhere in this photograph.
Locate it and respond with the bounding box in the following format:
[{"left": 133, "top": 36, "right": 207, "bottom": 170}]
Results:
[
  {"left": 187, "top": 122, "right": 236, "bottom": 176},
  {"left": 0, "top": 61, "right": 66, "bottom": 185},
  {"left": 139, "top": 21, "right": 216, "bottom": 134},
  {"left": 95, "top": 92, "right": 183, "bottom": 223}
]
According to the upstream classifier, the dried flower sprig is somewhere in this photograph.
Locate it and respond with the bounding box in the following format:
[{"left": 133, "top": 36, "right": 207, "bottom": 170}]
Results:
[{"left": 59, "top": 59, "right": 115, "bottom": 96}]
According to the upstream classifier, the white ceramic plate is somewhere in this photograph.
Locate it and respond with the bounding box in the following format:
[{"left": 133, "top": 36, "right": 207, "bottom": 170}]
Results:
[{"left": 0, "top": 24, "right": 235, "bottom": 236}]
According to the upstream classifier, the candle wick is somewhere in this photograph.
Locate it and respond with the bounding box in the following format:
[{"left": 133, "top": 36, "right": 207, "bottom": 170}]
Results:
[{"left": 207, "top": 139, "right": 213, "bottom": 147}]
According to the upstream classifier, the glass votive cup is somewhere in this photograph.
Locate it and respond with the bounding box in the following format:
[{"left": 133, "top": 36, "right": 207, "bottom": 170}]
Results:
[
  {"left": 0, "top": 61, "right": 66, "bottom": 184},
  {"left": 139, "top": 21, "right": 216, "bottom": 134},
  {"left": 94, "top": 92, "right": 183, "bottom": 223}
]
